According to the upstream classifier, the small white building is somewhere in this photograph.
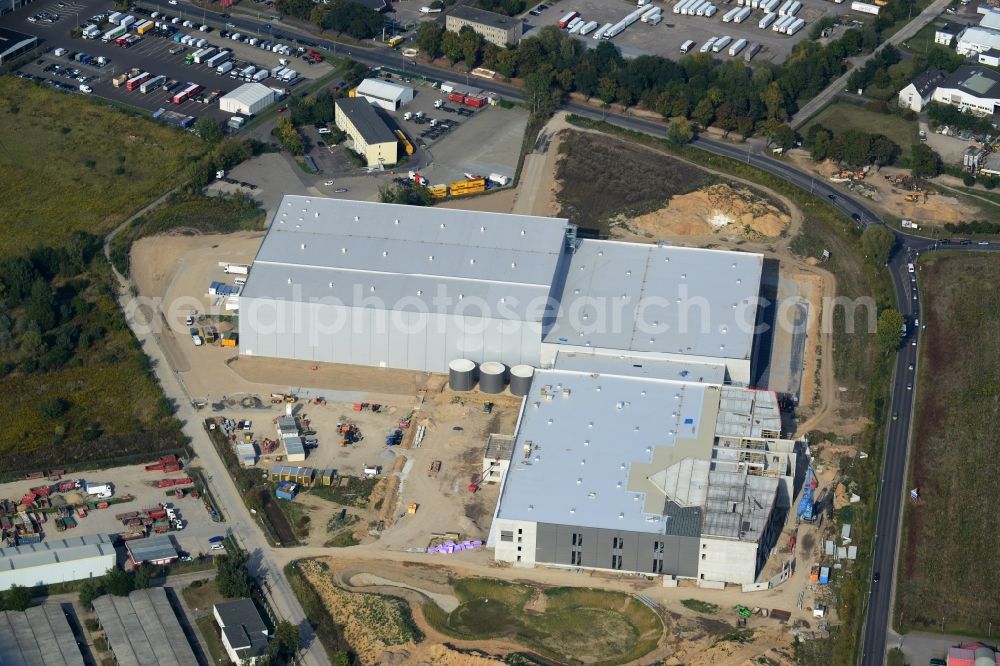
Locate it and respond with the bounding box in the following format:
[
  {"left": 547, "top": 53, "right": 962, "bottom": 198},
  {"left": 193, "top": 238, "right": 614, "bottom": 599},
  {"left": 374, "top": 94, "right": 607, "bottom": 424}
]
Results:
[
  {"left": 931, "top": 65, "right": 1000, "bottom": 116},
  {"left": 956, "top": 26, "right": 1000, "bottom": 55},
  {"left": 219, "top": 82, "right": 276, "bottom": 116},
  {"left": 354, "top": 78, "right": 414, "bottom": 111},
  {"left": 0, "top": 534, "right": 115, "bottom": 591},
  {"left": 980, "top": 6, "right": 1000, "bottom": 30},
  {"left": 897, "top": 67, "right": 945, "bottom": 112},
  {"left": 934, "top": 22, "right": 958, "bottom": 46},
  {"left": 214, "top": 599, "right": 269, "bottom": 664},
  {"left": 978, "top": 48, "right": 1000, "bottom": 66}
]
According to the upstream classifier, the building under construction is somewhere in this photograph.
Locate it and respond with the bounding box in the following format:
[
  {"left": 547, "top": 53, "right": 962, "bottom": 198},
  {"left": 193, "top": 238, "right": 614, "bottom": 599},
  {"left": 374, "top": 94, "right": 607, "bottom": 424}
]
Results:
[{"left": 488, "top": 357, "right": 800, "bottom": 585}]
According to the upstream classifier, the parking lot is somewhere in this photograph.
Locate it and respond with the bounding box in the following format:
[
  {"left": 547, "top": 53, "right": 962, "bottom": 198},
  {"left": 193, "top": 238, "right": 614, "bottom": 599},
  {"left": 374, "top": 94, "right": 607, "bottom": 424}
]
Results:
[
  {"left": 522, "top": 0, "right": 870, "bottom": 63},
  {"left": 0, "top": 462, "right": 226, "bottom": 561},
  {"left": 4, "top": 0, "right": 334, "bottom": 122}
]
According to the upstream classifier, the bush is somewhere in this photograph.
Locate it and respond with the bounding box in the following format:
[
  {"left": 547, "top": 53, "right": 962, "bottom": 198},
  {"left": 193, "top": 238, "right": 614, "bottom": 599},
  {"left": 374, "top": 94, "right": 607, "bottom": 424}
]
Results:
[
  {"left": 85, "top": 618, "right": 100, "bottom": 631},
  {"left": 963, "top": 174, "right": 976, "bottom": 187}
]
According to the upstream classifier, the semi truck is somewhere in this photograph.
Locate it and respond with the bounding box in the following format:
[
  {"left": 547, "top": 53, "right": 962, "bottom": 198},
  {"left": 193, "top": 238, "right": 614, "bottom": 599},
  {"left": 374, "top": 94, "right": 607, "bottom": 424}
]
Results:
[
  {"left": 558, "top": 11, "right": 579, "bottom": 28},
  {"left": 125, "top": 72, "right": 150, "bottom": 91},
  {"left": 204, "top": 49, "right": 230, "bottom": 68},
  {"left": 193, "top": 47, "right": 215, "bottom": 64},
  {"left": 140, "top": 74, "right": 166, "bottom": 93},
  {"left": 102, "top": 25, "right": 126, "bottom": 42},
  {"left": 173, "top": 83, "right": 202, "bottom": 104},
  {"left": 712, "top": 35, "right": 732, "bottom": 52},
  {"left": 223, "top": 263, "right": 250, "bottom": 275},
  {"left": 85, "top": 482, "right": 113, "bottom": 499}
]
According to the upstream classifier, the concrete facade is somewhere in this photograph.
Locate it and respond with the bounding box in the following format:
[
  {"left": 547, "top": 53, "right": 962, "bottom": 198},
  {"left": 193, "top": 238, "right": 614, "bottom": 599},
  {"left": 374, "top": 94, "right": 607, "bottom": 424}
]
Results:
[
  {"left": 446, "top": 5, "right": 524, "bottom": 46},
  {"left": 897, "top": 67, "right": 945, "bottom": 112},
  {"left": 334, "top": 97, "right": 399, "bottom": 167}
]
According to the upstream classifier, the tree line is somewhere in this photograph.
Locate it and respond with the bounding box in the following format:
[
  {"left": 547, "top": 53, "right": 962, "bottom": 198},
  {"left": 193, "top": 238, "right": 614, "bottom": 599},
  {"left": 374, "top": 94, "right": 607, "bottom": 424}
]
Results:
[
  {"left": 414, "top": 0, "right": 918, "bottom": 136},
  {"left": 276, "top": 0, "right": 385, "bottom": 40}
]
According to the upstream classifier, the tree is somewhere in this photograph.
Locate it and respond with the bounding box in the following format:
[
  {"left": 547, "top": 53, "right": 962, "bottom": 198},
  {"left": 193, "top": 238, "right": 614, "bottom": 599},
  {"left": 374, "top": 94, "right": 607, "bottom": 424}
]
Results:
[
  {"left": 79, "top": 579, "right": 105, "bottom": 610},
  {"left": 193, "top": 117, "right": 224, "bottom": 144},
  {"left": 876, "top": 308, "right": 906, "bottom": 354},
  {"left": 39, "top": 397, "right": 70, "bottom": 419},
  {"left": 809, "top": 129, "right": 833, "bottom": 161},
  {"left": 415, "top": 22, "right": 444, "bottom": 60},
  {"left": 1, "top": 584, "right": 33, "bottom": 612},
  {"left": 215, "top": 547, "right": 253, "bottom": 599},
  {"left": 458, "top": 26, "right": 483, "bottom": 69},
  {"left": 133, "top": 564, "right": 157, "bottom": 590},
  {"left": 769, "top": 124, "right": 798, "bottom": 151},
  {"left": 869, "top": 134, "right": 900, "bottom": 167},
  {"left": 861, "top": 225, "right": 894, "bottom": 266},
  {"left": 523, "top": 72, "right": 556, "bottom": 118},
  {"left": 104, "top": 567, "right": 136, "bottom": 597},
  {"left": 910, "top": 144, "right": 941, "bottom": 178},
  {"left": 377, "top": 182, "right": 433, "bottom": 206},
  {"left": 666, "top": 117, "right": 694, "bottom": 145},
  {"left": 267, "top": 620, "right": 302, "bottom": 663}
]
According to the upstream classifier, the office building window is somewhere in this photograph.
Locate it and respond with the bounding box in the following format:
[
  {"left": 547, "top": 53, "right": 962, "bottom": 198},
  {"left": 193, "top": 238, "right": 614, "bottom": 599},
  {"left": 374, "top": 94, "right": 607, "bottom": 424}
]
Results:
[{"left": 500, "top": 531, "right": 513, "bottom": 542}]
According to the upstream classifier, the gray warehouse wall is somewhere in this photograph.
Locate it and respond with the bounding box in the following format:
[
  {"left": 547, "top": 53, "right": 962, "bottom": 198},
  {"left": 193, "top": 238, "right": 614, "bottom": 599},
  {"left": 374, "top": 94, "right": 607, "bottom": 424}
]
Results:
[
  {"left": 535, "top": 523, "right": 699, "bottom": 578},
  {"left": 239, "top": 297, "right": 543, "bottom": 373}
]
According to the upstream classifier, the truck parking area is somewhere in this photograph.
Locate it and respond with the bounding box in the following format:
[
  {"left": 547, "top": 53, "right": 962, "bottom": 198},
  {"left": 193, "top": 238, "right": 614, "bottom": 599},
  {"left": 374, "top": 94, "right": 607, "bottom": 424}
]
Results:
[
  {"left": 0, "top": 461, "right": 224, "bottom": 560},
  {"left": 4, "top": 0, "right": 333, "bottom": 123},
  {"left": 525, "top": 0, "right": 863, "bottom": 63}
]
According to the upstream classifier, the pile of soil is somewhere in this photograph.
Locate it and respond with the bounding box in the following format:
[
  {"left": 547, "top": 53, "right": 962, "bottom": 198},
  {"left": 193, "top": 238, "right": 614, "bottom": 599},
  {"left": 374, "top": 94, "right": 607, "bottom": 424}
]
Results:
[{"left": 621, "top": 183, "right": 790, "bottom": 239}]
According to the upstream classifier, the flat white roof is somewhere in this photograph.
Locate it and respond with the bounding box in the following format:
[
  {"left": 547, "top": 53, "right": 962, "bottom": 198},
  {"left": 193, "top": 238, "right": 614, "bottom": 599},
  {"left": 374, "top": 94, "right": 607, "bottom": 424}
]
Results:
[
  {"left": 496, "top": 368, "right": 711, "bottom": 535},
  {"left": 553, "top": 351, "right": 726, "bottom": 385},
  {"left": 220, "top": 82, "right": 274, "bottom": 106},
  {"left": 242, "top": 196, "right": 573, "bottom": 321},
  {"left": 356, "top": 77, "right": 413, "bottom": 101},
  {"left": 544, "top": 240, "right": 762, "bottom": 362}
]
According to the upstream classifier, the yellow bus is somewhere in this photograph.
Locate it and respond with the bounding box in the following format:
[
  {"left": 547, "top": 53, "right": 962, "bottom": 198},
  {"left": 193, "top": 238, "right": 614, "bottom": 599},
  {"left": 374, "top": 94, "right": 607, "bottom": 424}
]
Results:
[{"left": 387, "top": 35, "right": 405, "bottom": 47}]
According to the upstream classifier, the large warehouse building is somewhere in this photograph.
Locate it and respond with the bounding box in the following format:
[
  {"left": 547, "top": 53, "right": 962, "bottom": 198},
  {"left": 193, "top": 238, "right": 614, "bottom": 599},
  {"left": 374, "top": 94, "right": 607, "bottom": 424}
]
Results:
[
  {"left": 334, "top": 98, "right": 399, "bottom": 167},
  {"left": 0, "top": 533, "right": 115, "bottom": 591},
  {"left": 238, "top": 198, "right": 763, "bottom": 383},
  {"left": 487, "top": 360, "right": 799, "bottom": 584},
  {"left": 239, "top": 197, "right": 573, "bottom": 372},
  {"left": 93, "top": 587, "right": 199, "bottom": 666},
  {"left": 0, "top": 605, "right": 86, "bottom": 665}
]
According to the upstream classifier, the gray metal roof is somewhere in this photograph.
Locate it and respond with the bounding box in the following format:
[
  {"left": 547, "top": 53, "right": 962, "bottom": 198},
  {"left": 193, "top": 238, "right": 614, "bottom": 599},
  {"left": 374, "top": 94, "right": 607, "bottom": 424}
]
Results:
[
  {"left": 939, "top": 64, "right": 1000, "bottom": 99},
  {"left": 241, "top": 196, "right": 573, "bottom": 321},
  {"left": 495, "top": 368, "right": 712, "bottom": 534},
  {"left": 553, "top": 351, "right": 726, "bottom": 385},
  {"left": 0, "top": 605, "right": 85, "bottom": 666},
  {"left": 335, "top": 97, "right": 397, "bottom": 144},
  {"left": 93, "top": 588, "right": 198, "bottom": 666},
  {"left": 543, "top": 240, "right": 762, "bottom": 362},
  {"left": 215, "top": 599, "right": 269, "bottom": 656},
  {"left": 356, "top": 78, "right": 412, "bottom": 102},
  {"left": 0, "top": 533, "right": 115, "bottom": 572},
  {"left": 124, "top": 535, "right": 177, "bottom": 564},
  {"left": 449, "top": 4, "right": 522, "bottom": 29}
]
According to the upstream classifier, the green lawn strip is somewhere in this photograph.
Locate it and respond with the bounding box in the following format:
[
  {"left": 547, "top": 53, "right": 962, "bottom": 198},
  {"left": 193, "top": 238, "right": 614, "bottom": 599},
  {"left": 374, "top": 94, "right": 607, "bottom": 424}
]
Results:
[{"left": 803, "top": 102, "right": 919, "bottom": 152}]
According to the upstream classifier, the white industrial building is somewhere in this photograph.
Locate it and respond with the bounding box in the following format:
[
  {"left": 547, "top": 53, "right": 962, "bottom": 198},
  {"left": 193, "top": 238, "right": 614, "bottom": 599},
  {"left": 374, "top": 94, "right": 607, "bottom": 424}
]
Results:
[
  {"left": 239, "top": 197, "right": 574, "bottom": 373},
  {"left": 0, "top": 534, "right": 115, "bottom": 591},
  {"left": 487, "top": 360, "right": 800, "bottom": 585},
  {"left": 897, "top": 67, "right": 945, "bottom": 112},
  {"left": 220, "top": 82, "right": 277, "bottom": 116},
  {"left": 956, "top": 25, "right": 1000, "bottom": 55},
  {"left": 354, "top": 78, "right": 414, "bottom": 110},
  {"left": 930, "top": 65, "right": 1000, "bottom": 116},
  {"left": 934, "top": 23, "right": 958, "bottom": 46},
  {"left": 238, "top": 197, "right": 763, "bottom": 383}
]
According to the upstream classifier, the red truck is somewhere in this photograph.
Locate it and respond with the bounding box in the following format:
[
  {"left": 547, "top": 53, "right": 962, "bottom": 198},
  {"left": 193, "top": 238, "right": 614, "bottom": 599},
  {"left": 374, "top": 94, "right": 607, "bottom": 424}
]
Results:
[{"left": 447, "top": 91, "right": 486, "bottom": 108}]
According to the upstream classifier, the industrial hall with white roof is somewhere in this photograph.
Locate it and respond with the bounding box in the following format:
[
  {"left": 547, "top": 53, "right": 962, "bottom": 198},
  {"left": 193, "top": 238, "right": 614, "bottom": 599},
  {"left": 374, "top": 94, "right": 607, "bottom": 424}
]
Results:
[{"left": 237, "top": 196, "right": 803, "bottom": 585}]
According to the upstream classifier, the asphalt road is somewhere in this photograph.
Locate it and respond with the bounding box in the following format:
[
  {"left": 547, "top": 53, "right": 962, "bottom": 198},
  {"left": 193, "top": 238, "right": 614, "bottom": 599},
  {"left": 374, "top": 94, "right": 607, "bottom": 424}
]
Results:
[{"left": 109, "top": 4, "right": 997, "bottom": 663}]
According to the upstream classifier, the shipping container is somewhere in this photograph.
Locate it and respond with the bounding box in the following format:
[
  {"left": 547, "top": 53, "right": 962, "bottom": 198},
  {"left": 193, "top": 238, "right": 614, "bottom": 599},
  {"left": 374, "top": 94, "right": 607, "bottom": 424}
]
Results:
[
  {"left": 216, "top": 60, "right": 234, "bottom": 74},
  {"left": 120, "top": 15, "right": 135, "bottom": 28},
  {"left": 579, "top": 20, "right": 600, "bottom": 35},
  {"left": 699, "top": 37, "right": 716, "bottom": 53},
  {"left": 594, "top": 22, "right": 613, "bottom": 39},
  {"left": 743, "top": 42, "right": 762, "bottom": 61},
  {"left": 192, "top": 47, "right": 216, "bottom": 63},
  {"left": 850, "top": 0, "right": 880, "bottom": 13},
  {"left": 787, "top": 17, "right": 805, "bottom": 34},
  {"left": 102, "top": 25, "right": 126, "bottom": 42},
  {"left": 773, "top": 15, "right": 794, "bottom": 31},
  {"left": 136, "top": 20, "right": 154, "bottom": 34},
  {"left": 733, "top": 7, "right": 752, "bottom": 22},
  {"left": 108, "top": 11, "right": 123, "bottom": 24},
  {"left": 723, "top": 6, "right": 740, "bottom": 21},
  {"left": 729, "top": 37, "right": 748, "bottom": 55}
]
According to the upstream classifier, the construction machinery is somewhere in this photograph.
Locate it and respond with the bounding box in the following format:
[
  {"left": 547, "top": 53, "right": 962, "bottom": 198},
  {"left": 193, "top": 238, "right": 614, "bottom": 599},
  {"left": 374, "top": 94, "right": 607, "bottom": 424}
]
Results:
[
  {"left": 428, "top": 460, "right": 441, "bottom": 477},
  {"left": 338, "top": 423, "right": 362, "bottom": 446}
]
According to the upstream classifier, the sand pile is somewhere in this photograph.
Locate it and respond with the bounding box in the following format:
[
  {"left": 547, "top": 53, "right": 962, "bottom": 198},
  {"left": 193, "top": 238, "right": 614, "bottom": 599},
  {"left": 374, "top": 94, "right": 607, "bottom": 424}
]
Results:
[{"left": 622, "top": 183, "right": 791, "bottom": 239}]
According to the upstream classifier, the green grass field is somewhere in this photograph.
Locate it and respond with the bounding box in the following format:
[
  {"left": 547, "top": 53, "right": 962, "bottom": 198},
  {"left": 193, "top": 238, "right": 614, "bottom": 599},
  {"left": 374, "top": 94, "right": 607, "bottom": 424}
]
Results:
[
  {"left": 0, "top": 78, "right": 202, "bottom": 253},
  {"left": 422, "top": 578, "right": 662, "bottom": 665},
  {"left": 897, "top": 254, "right": 1000, "bottom": 636},
  {"left": 0, "top": 78, "right": 205, "bottom": 472},
  {"left": 804, "top": 102, "right": 919, "bottom": 152}
]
